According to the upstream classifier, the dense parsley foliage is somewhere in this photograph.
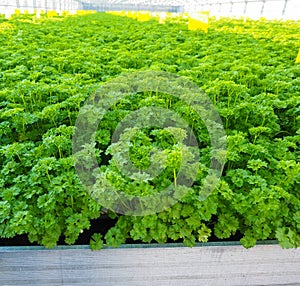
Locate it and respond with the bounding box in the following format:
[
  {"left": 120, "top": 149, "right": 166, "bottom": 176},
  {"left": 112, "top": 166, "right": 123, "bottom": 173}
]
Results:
[{"left": 0, "top": 13, "right": 299, "bottom": 249}]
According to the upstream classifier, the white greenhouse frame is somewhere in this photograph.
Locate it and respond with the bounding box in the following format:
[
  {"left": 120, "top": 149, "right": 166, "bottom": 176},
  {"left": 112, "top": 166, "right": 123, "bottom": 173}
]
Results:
[{"left": 0, "top": 0, "right": 299, "bottom": 20}]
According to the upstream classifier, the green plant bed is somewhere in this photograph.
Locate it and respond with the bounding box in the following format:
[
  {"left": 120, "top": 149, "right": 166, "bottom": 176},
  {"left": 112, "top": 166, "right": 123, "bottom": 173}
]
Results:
[
  {"left": 0, "top": 215, "right": 244, "bottom": 247},
  {"left": 0, "top": 13, "right": 299, "bottom": 250}
]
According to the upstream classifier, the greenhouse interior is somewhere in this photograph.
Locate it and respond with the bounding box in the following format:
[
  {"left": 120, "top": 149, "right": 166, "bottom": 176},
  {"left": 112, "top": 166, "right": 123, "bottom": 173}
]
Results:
[
  {"left": 0, "top": 0, "right": 299, "bottom": 284},
  {"left": 0, "top": 0, "right": 300, "bottom": 286}
]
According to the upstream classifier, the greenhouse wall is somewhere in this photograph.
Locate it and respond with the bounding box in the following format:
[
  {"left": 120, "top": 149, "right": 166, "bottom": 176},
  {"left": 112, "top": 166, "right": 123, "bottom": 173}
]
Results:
[
  {"left": 192, "top": 0, "right": 300, "bottom": 20},
  {"left": 0, "top": 0, "right": 299, "bottom": 19}
]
